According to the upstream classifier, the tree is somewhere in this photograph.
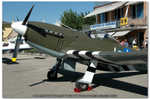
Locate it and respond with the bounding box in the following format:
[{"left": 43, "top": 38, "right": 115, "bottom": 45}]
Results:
[
  {"left": 83, "top": 12, "right": 96, "bottom": 25},
  {"left": 61, "top": 9, "right": 82, "bottom": 30},
  {"left": 60, "top": 9, "right": 96, "bottom": 31}
]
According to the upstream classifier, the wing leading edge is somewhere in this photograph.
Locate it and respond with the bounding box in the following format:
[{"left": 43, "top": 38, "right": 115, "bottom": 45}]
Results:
[{"left": 65, "top": 49, "right": 147, "bottom": 72}]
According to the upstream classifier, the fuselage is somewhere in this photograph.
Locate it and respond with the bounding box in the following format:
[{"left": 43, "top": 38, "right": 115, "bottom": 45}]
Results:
[
  {"left": 11, "top": 21, "right": 147, "bottom": 72},
  {"left": 25, "top": 21, "right": 123, "bottom": 53}
]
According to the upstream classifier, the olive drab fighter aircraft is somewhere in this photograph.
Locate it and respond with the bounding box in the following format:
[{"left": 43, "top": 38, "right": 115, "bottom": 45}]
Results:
[{"left": 10, "top": 5, "right": 147, "bottom": 92}]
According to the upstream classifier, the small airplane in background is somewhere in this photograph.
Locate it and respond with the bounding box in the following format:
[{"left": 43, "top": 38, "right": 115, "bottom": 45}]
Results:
[
  {"left": 2, "top": 37, "right": 32, "bottom": 52},
  {"left": 6, "top": 5, "right": 147, "bottom": 92}
]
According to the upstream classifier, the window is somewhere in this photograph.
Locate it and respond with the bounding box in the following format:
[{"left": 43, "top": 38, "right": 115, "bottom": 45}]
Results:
[
  {"left": 132, "top": 5, "right": 136, "bottom": 18},
  {"left": 118, "top": 9, "right": 121, "bottom": 19},
  {"left": 100, "top": 13, "right": 105, "bottom": 23},
  {"left": 3, "top": 43, "right": 9, "bottom": 47},
  {"left": 137, "top": 3, "right": 144, "bottom": 18},
  {"left": 120, "top": 8, "right": 124, "bottom": 18},
  {"left": 131, "top": 3, "right": 144, "bottom": 19},
  {"left": 100, "top": 13, "right": 107, "bottom": 23},
  {"left": 115, "top": 9, "right": 121, "bottom": 20}
]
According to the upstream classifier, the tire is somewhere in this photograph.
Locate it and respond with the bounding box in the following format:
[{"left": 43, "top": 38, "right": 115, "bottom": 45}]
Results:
[
  {"left": 75, "top": 82, "right": 88, "bottom": 91},
  {"left": 47, "top": 70, "right": 57, "bottom": 81}
]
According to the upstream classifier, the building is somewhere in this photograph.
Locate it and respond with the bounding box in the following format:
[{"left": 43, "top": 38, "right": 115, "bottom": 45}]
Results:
[
  {"left": 85, "top": 1, "right": 148, "bottom": 48},
  {"left": 2, "top": 27, "right": 13, "bottom": 41},
  {"left": 2, "top": 21, "right": 18, "bottom": 42}
]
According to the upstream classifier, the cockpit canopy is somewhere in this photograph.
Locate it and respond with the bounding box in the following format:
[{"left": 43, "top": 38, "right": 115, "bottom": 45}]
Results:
[{"left": 85, "top": 30, "right": 112, "bottom": 39}]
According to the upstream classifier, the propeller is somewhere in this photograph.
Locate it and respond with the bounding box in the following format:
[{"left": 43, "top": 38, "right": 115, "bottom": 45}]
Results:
[
  {"left": 11, "top": 5, "right": 34, "bottom": 62},
  {"left": 22, "top": 5, "right": 34, "bottom": 25}
]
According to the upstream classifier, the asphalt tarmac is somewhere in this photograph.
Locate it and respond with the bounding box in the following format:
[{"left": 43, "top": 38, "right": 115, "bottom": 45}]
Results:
[{"left": 3, "top": 53, "right": 148, "bottom": 98}]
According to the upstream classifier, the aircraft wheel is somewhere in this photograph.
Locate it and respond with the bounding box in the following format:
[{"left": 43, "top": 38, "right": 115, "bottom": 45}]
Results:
[
  {"left": 47, "top": 70, "right": 57, "bottom": 81},
  {"left": 75, "top": 82, "right": 88, "bottom": 91}
]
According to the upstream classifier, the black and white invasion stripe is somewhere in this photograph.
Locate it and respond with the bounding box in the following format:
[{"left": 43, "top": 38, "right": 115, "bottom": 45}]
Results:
[
  {"left": 66, "top": 50, "right": 101, "bottom": 60},
  {"left": 66, "top": 50, "right": 136, "bottom": 73},
  {"left": 107, "top": 64, "right": 135, "bottom": 72}
]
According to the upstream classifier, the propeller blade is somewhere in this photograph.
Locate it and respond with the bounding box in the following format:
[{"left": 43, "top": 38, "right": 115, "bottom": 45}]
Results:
[
  {"left": 22, "top": 5, "right": 34, "bottom": 25},
  {"left": 16, "top": 17, "right": 19, "bottom": 21},
  {"left": 11, "top": 34, "right": 22, "bottom": 62}
]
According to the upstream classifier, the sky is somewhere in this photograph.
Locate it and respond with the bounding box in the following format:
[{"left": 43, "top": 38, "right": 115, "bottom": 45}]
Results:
[{"left": 2, "top": 1, "right": 95, "bottom": 24}]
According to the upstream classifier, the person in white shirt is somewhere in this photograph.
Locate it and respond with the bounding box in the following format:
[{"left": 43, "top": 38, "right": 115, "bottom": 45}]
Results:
[
  {"left": 132, "top": 38, "right": 137, "bottom": 46},
  {"left": 132, "top": 38, "right": 138, "bottom": 50}
]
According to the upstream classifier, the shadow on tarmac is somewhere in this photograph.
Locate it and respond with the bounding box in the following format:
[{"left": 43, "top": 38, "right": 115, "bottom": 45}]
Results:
[
  {"left": 29, "top": 71, "right": 147, "bottom": 96},
  {"left": 2, "top": 58, "right": 19, "bottom": 64},
  {"left": 2, "top": 57, "right": 46, "bottom": 65}
]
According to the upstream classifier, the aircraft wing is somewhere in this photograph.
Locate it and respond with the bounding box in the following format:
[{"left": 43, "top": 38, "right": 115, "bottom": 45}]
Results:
[{"left": 65, "top": 48, "right": 147, "bottom": 72}]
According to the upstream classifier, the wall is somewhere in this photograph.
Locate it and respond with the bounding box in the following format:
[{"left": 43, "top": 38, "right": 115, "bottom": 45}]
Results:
[{"left": 96, "top": 2, "right": 147, "bottom": 26}]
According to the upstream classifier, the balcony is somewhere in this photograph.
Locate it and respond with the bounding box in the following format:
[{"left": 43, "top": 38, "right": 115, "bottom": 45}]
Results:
[
  {"left": 127, "top": 17, "right": 147, "bottom": 26},
  {"left": 90, "top": 21, "right": 118, "bottom": 30},
  {"left": 118, "top": 17, "right": 147, "bottom": 28},
  {"left": 88, "top": 16, "right": 147, "bottom": 32}
]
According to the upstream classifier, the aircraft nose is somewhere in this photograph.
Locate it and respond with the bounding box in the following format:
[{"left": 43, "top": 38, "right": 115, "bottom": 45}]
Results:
[{"left": 11, "top": 21, "right": 27, "bottom": 36}]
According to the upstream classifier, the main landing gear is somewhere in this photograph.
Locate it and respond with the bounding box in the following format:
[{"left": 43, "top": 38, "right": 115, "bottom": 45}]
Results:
[
  {"left": 74, "top": 60, "right": 97, "bottom": 93},
  {"left": 47, "top": 58, "right": 96, "bottom": 93},
  {"left": 47, "top": 58, "right": 62, "bottom": 81},
  {"left": 74, "top": 82, "right": 92, "bottom": 92}
]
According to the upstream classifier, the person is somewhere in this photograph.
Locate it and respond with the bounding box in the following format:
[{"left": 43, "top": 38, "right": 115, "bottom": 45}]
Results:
[
  {"left": 132, "top": 38, "right": 137, "bottom": 46},
  {"left": 143, "top": 38, "right": 148, "bottom": 48},
  {"left": 145, "top": 39, "right": 148, "bottom": 48},
  {"left": 120, "top": 40, "right": 125, "bottom": 46},
  {"left": 132, "top": 38, "right": 139, "bottom": 50},
  {"left": 128, "top": 37, "right": 134, "bottom": 48},
  {"left": 124, "top": 39, "right": 129, "bottom": 47},
  {"left": 120, "top": 39, "right": 129, "bottom": 47},
  {"left": 115, "top": 37, "right": 120, "bottom": 43}
]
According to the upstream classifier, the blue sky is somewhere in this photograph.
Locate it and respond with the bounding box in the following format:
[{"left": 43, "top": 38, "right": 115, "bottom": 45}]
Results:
[{"left": 3, "top": 2, "right": 95, "bottom": 24}]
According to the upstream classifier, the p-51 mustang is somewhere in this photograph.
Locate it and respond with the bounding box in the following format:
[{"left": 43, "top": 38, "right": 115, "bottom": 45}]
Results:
[{"left": 10, "top": 5, "right": 147, "bottom": 92}]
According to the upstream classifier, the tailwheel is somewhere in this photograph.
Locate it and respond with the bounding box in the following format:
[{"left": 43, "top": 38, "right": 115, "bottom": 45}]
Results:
[
  {"left": 74, "top": 82, "right": 92, "bottom": 92},
  {"left": 47, "top": 70, "right": 57, "bottom": 81}
]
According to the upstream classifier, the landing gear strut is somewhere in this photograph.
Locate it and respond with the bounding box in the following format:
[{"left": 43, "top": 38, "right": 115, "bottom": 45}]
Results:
[
  {"left": 47, "top": 58, "right": 62, "bottom": 81},
  {"left": 74, "top": 60, "right": 97, "bottom": 92}
]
